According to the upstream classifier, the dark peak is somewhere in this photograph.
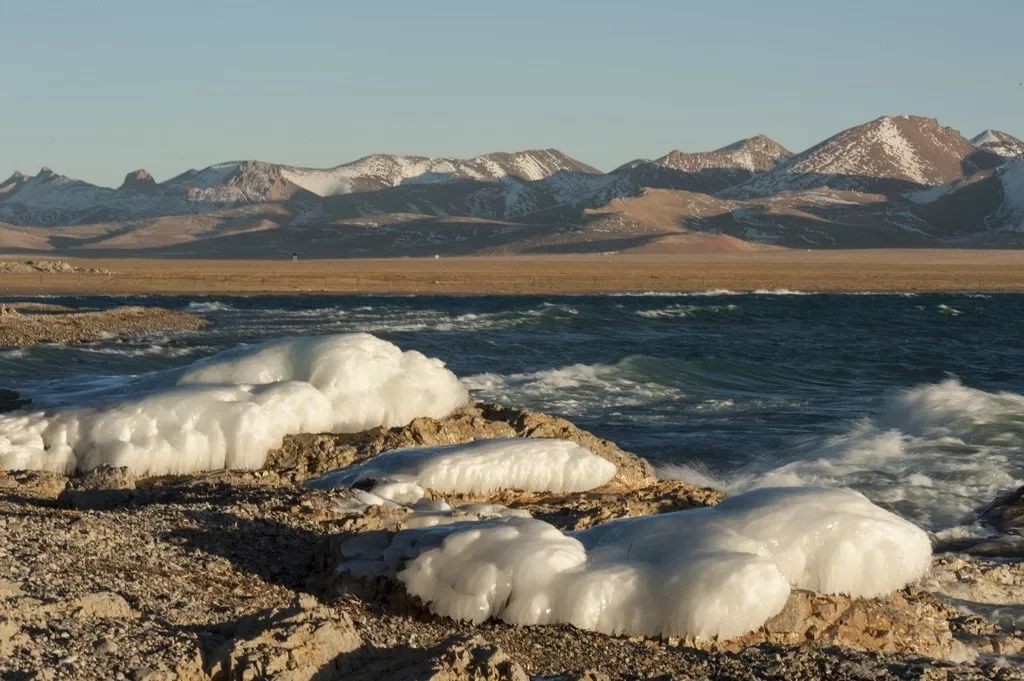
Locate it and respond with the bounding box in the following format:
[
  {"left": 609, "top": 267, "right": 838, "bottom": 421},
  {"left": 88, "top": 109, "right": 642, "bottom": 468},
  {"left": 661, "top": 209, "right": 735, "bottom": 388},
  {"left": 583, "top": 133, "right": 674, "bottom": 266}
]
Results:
[
  {"left": 37, "top": 167, "right": 57, "bottom": 178},
  {"left": 119, "top": 169, "right": 157, "bottom": 192},
  {"left": 2, "top": 171, "right": 30, "bottom": 186}
]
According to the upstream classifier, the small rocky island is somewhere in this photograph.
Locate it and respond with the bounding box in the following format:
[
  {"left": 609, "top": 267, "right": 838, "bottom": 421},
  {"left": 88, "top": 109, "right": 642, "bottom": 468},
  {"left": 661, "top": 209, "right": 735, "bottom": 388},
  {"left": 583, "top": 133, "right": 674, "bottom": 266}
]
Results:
[
  {"left": 1, "top": 403, "right": 1021, "bottom": 680},
  {"left": 0, "top": 302, "right": 205, "bottom": 346}
]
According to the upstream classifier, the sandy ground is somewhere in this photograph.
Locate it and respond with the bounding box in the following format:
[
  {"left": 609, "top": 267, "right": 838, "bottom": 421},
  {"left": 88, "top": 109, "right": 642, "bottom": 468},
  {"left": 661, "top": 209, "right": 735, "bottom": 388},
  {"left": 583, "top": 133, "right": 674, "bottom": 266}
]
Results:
[{"left": 3, "top": 250, "right": 1024, "bottom": 295}]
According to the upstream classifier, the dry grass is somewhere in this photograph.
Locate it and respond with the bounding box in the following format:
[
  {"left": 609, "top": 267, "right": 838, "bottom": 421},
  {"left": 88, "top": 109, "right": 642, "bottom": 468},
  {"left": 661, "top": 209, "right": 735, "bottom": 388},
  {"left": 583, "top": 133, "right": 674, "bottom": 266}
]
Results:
[{"left": 2, "top": 250, "right": 1024, "bottom": 295}]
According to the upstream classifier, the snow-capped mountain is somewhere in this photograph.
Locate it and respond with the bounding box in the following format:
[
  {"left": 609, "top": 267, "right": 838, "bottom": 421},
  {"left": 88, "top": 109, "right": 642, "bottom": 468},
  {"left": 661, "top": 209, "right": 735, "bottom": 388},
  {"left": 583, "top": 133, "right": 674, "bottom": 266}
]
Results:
[
  {"left": 279, "top": 149, "right": 600, "bottom": 197},
  {"left": 0, "top": 168, "right": 120, "bottom": 226},
  {"left": 971, "top": 130, "right": 1024, "bottom": 159},
  {"left": 161, "top": 161, "right": 310, "bottom": 203},
  {"left": 4, "top": 117, "right": 1024, "bottom": 253},
  {"left": 0, "top": 150, "right": 599, "bottom": 226},
  {"left": 736, "top": 115, "right": 1004, "bottom": 197},
  {"left": 656, "top": 135, "right": 791, "bottom": 174},
  {"left": 617, "top": 136, "right": 791, "bottom": 194}
]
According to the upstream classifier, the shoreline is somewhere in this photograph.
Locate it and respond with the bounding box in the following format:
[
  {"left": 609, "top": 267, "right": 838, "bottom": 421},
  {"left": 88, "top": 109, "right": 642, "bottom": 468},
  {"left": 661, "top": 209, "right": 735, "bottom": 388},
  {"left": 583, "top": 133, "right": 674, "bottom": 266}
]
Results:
[
  {"left": 3, "top": 250, "right": 1024, "bottom": 295},
  {"left": 2, "top": 402, "right": 1022, "bottom": 679}
]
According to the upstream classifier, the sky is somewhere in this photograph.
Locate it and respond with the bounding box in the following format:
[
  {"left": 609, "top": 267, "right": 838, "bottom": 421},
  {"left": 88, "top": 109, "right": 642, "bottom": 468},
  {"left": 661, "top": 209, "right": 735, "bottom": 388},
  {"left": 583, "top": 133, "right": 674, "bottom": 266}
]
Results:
[{"left": 2, "top": 0, "right": 1022, "bottom": 187}]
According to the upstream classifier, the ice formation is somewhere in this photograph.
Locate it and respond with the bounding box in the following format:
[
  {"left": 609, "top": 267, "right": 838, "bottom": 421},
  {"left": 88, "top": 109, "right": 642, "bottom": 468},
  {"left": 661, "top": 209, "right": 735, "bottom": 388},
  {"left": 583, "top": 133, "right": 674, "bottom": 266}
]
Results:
[
  {"left": 396, "top": 487, "right": 932, "bottom": 640},
  {"left": 0, "top": 334, "right": 468, "bottom": 475},
  {"left": 306, "top": 438, "right": 617, "bottom": 495}
]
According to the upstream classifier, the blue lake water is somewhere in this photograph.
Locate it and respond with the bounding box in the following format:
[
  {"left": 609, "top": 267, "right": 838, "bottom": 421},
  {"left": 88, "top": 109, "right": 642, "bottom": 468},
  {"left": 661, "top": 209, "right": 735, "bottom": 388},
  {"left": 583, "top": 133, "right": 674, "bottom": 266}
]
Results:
[{"left": 3, "top": 292, "right": 1023, "bottom": 533}]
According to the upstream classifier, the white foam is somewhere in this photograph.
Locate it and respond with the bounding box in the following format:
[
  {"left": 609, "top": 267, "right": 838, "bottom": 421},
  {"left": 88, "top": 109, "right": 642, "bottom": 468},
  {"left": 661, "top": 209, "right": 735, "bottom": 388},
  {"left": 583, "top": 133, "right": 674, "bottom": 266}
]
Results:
[
  {"left": 465, "top": 359, "right": 683, "bottom": 414},
  {"left": 185, "top": 301, "right": 235, "bottom": 312},
  {"left": 396, "top": 487, "right": 931, "bottom": 640},
  {"left": 306, "top": 438, "right": 616, "bottom": 495},
  {"left": 0, "top": 334, "right": 468, "bottom": 475},
  {"left": 669, "top": 379, "right": 1024, "bottom": 530},
  {"left": 635, "top": 304, "right": 738, "bottom": 319}
]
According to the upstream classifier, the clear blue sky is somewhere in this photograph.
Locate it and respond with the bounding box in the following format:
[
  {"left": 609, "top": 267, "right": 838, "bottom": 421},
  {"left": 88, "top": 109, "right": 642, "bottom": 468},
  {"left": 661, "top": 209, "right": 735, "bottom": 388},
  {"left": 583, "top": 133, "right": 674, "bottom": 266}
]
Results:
[{"left": 2, "top": 0, "right": 1021, "bottom": 187}]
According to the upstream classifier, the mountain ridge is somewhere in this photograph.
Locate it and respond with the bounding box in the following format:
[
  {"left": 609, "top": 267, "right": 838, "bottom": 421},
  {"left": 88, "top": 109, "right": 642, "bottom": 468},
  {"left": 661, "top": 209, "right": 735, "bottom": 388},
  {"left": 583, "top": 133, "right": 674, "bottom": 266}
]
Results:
[{"left": 2, "top": 115, "right": 1023, "bottom": 254}]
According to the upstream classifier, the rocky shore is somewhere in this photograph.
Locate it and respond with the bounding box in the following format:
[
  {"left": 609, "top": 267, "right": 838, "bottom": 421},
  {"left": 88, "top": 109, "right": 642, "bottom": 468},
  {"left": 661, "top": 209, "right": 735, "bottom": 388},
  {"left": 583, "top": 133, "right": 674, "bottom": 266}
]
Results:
[
  {"left": 0, "top": 302, "right": 205, "bottom": 346},
  {"left": 0, "top": 259, "right": 115, "bottom": 275},
  {"left": 1, "top": 404, "right": 1022, "bottom": 680}
]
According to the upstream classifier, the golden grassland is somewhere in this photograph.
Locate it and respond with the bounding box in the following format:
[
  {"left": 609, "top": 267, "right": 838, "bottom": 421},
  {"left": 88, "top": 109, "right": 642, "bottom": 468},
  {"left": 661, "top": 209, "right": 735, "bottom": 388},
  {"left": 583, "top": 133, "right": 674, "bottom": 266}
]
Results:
[{"left": 3, "top": 250, "right": 1024, "bottom": 295}]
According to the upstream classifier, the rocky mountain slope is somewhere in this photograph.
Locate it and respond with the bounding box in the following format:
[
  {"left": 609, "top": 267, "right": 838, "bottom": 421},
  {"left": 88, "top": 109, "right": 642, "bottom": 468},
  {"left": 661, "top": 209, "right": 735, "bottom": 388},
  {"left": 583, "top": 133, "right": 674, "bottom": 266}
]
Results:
[
  {"left": 972, "top": 129, "right": 1024, "bottom": 158},
  {"left": 735, "top": 115, "right": 1004, "bottom": 197},
  {"left": 617, "top": 135, "right": 791, "bottom": 194},
  {"left": 1, "top": 115, "right": 1022, "bottom": 254},
  {"left": 0, "top": 150, "right": 601, "bottom": 228}
]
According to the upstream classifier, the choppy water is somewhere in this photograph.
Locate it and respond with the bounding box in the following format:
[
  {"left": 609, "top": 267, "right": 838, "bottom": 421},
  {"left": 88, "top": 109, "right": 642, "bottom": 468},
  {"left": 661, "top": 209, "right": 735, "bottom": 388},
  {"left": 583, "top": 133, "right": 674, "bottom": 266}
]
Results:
[{"left": 3, "top": 292, "right": 1023, "bottom": 535}]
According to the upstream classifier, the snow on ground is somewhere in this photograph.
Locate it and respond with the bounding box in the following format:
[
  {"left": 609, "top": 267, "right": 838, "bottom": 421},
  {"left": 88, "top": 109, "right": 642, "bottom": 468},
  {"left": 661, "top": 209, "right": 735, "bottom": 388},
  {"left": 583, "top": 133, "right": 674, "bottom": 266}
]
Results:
[
  {"left": 395, "top": 487, "right": 931, "bottom": 640},
  {"left": 0, "top": 334, "right": 468, "bottom": 475},
  {"left": 306, "top": 438, "right": 617, "bottom": 495}
]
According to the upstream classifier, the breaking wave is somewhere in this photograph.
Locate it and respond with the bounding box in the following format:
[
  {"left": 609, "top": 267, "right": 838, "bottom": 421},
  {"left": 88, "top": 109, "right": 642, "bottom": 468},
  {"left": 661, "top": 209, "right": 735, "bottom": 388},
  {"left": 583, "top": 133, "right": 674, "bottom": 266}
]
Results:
[
  {"left": 635, "top": 304, "right": 739, "bottom": 320},
  {"left": 661, "top": 379, "right": 1024, "bottom": 531},
  {"left": 465, "top": 357, "right": 685, "bottom": 414}
]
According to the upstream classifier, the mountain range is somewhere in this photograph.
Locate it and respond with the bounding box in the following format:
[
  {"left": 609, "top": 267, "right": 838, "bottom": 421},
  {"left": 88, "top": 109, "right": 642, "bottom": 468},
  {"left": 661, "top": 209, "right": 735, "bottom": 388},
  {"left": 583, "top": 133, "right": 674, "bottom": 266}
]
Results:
[{"left": 1, "top": 115, "right": 1022, "bottom": 256}]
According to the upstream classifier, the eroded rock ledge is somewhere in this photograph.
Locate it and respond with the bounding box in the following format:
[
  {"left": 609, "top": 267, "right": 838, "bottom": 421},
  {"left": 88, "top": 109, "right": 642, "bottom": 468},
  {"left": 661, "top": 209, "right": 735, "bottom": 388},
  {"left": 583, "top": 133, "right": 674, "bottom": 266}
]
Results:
[{"left": 1, "top": 404, "right": 1023, "bottom": 680}]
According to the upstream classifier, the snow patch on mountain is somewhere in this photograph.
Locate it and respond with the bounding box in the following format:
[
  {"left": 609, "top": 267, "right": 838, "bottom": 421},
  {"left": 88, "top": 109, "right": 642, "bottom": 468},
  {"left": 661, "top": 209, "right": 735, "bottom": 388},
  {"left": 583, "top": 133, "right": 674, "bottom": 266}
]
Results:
[
  {"left": 737, "top": 115, "right": 998, "bottom": 197},
  {"left": 656, "top": 136, "right": 791, "bottom": 174},
  {"left": 999, "top": 157, "right": 1024, "bottom": 230},
  {"left": 279, "top": 150, "right": 600, "bottom": 198},
  {"left": 972, "top": 130, "right": 1024, "bottom": 158}
]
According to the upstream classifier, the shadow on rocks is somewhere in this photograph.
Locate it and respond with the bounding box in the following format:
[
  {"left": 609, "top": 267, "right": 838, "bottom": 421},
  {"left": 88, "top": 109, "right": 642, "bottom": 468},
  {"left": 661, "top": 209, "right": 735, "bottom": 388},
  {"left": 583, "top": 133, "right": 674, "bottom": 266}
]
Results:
[{"left": 160, "top": 509, "right": 322, "bottom": 592}]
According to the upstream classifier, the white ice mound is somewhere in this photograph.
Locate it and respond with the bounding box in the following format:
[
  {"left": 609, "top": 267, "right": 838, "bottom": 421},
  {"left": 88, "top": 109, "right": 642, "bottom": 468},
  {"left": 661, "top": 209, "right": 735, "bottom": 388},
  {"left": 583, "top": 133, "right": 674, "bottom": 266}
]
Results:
[
  {"left": 397, "top": 487, "right": 932, "bottom": 640},
  {"left": 0, "top": 334, "right": 468, "bottom": 475},
  {"left": 306, "top": 438, "right": 617, "bottom": 495}
]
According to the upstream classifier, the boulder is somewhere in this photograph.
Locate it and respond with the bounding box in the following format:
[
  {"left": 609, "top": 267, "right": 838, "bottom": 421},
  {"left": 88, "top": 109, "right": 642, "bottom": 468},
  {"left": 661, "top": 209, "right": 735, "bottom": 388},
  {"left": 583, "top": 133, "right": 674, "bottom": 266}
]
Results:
[{"left": 58, "top": 466, "right": 137, "bottom": 510}]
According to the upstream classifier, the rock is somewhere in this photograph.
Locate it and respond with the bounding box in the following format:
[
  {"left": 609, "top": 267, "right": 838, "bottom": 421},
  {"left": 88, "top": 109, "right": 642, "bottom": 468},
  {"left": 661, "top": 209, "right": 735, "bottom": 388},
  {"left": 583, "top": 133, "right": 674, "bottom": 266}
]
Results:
[
  {"left": 72, "top": 591, "right": 135, "bottom": 619},
  {"left": 729, "top": 588, "right": 979, "bottom": 661},
  {"left": 0, "top": 579, "right": 24, "bottom": 599},
  {"left": 338, "top": 635, "right": 528, "bottom": 681},
  {"left": 206, "top": 596, "right": 362, "bottom": 681},
  {"left": 120, "top": 169, "right": 157, "bottom": 192},
  {"left": 979, "top": 484, "right": 1024, "bottom": 534},
  {"left": 923, "top": 555, "right": 1024, "bottom": 607},
  {"left": 59, "top": 466, "right": 137, "bottom": 510},
  {"left": 269, "top": 403, "right": 657, "bottom": 491},
  {"left": 574, "top": 671, "right": 611, "bottom": 681},
  {"left": 0, "top": 468, "right": 70, "bottom": 498},
  {"left": 425, "top": 635, "right": 529, "bottom": 681},
  {"left": 0, "top": 388, "right": 30, "bottom": 413}
]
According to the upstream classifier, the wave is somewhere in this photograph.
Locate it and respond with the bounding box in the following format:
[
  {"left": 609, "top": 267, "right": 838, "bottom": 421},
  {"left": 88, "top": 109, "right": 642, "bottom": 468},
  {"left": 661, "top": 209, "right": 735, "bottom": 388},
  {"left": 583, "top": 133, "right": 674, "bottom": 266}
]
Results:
[
  {"left": 635, "top": 304, "right": 738, "bottom": 319},
  {"left": 185, "top": 301, "right": 236, "bottom": 312},
  {"left": 465, "top": 356, "right": 685, "bottom": 414},
  {"left": 661, "top": 379, "right": 1024, "bottom": 531}
]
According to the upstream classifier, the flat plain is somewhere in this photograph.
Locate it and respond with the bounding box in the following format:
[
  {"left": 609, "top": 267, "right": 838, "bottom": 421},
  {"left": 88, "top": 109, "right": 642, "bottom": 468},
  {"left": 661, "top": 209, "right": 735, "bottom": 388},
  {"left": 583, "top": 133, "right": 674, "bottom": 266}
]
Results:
[{"left": 3, "top": 250, "right": 1024, "bottom": 295}]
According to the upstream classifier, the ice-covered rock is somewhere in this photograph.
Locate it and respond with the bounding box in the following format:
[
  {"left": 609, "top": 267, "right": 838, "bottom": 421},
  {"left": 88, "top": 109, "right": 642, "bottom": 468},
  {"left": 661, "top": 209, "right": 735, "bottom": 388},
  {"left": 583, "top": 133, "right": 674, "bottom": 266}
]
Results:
[
  {"left": 306, "top": 438, "right": 617, "bottom": 496},
  {"left": 396, "top": 487, "right": 932, "bottom": 640},
  {"left": 0, "top": 334, "right": 468, "bottom": 475}
]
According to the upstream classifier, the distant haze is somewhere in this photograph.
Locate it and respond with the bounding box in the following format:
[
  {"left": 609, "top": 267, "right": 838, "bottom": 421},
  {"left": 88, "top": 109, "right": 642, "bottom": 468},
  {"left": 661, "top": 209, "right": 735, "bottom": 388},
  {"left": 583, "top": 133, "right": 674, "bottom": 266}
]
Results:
[{"left": 3, "top": 0, "right": 1022, "bottom": 187}]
